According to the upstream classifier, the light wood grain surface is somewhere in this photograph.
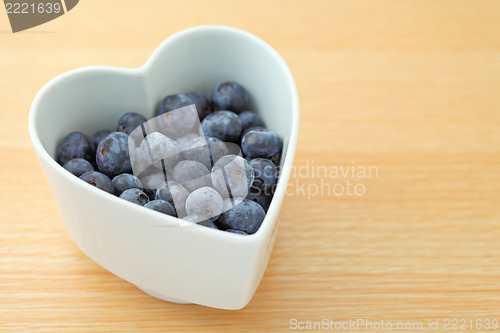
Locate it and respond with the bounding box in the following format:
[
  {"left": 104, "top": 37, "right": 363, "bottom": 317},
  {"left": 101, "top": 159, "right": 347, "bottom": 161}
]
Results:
[{"left": 1, "top": 0, "right": 499, "bottom": 332}]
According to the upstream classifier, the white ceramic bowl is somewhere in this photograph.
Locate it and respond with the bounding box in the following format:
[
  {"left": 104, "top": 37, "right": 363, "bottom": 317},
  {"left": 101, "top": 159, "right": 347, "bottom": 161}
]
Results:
[{"left": 28, "top": 25, "right": 299, "bottom": 310}]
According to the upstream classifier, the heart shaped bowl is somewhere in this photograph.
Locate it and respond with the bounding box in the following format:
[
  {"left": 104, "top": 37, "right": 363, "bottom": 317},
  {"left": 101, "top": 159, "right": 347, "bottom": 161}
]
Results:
[{"left": 28, "top": 25, "right": 299, "bottom": 310}]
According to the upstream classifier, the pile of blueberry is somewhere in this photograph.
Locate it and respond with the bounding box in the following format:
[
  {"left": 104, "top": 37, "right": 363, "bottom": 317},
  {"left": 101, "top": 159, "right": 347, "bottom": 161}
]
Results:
[{"left": 56, "top": 82, "right": 282, "bottom": 235}]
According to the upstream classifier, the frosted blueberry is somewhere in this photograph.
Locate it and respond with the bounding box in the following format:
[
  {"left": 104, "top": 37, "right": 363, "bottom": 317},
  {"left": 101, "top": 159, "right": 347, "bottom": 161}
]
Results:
[
  {"left": 172, "top": 160, "right": 211, "bottom": 192},
  {"left": 138, "top": 132, "right": 179, "bottom": 171},
  {"left": 183, "top": 136, "right": 228, "bottom": 169},
  {"left": 211, "top": 155, "right": 254, "bottom": 198},
  {"left": 176, "top": 133, "right": 200, "bottom": 153},
  {"left": 185, "top": 187, "right": 223, "bottom": 221}
]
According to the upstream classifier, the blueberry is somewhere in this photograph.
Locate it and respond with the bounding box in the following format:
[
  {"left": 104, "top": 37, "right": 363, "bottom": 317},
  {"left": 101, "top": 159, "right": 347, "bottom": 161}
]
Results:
[
  {"left": 144, "top": 200, "right": 177, "bottom": 217},
  {"left": 156, "top": 93, "right": 193, "bottom": 115},
  {"left": 186, "top": 92, "right": 212, "bottom": 120},
  {"left": 226, "top": 229, "right": 248, "bottom": 235},
  {"left": 63, "top": 158, "right": 95, "bottom": 177},
  {"left": 95, "top": 132, "right": 132, "bottom": 177},
  {"left": 172, "top": 160, "right": 211, "bottom": 192},
  {"left": 201, "top": 110, "right": 242, "bottom": 142},
  {"left": 249, "top": 158, "right": 277, "bottom": 192},
  {"left": 139, "top": 171, "right": 167, "bottom": 200},
  {"left": 56, "top": 132, "right": 93, "bottom": 165},
  {"left": 111, "top": 173, "right": 143, "bottom": 196},
  {"left": 216, "top": 199, "right": 265, "bottom": 234},
  {"left": 238, "top": 111, "right": 265, "bottom": 132},
  {"left": 182, "top": 215, "right": 218, "bottom": 229},
  {"left": 91, "top": 130, "right": 111, "bottom": 150},
  {"left": 156, "top": 94, "right": 198, "bottom": 138},
  {"left": 241, "top": 128, "right": 282, "bottom": 159},
  {"left": 155, "top": 181, "right": 189, "bottom": 216},
  {"left": 241, "top": 126, "right": 265, "bottom": 139},
  {"left": 79, "top": 171, "right": 114, "bottom": 194},
  {"left": 185, "top": 187, "right": 223, "bottom": 221},
  {"left": 119, "top": 188, "right": 150, "bottom": 206},
  {"left": 117, "top": 112, "right": 147, "bottom": 135},
  {"left": 183, "top": 136, "right": 228, "bottom": 169},
  {"left": 175, "top": 133, "right": 200, "bottom": 153},
  {"left": 138, "top": 132, "right": 179, "bottom": 171},
  {"left": 155, "top": 181, "right": 189, "bottom": 203},
  {"left": 246, "top": 189, "right": 273, "bottom": 212},
  {"left": 211, "top": 82, "right": 249, "bottom": 113},
  {"left": 211, "top": 155, "right": 254, "bottom": 198}
]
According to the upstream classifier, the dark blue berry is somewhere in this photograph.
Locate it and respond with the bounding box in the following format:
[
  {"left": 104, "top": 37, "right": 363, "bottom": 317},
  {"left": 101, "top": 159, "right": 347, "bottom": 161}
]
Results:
[
  {"left": 226, "top": 229, "right": 248, "bottom": 235},
  {"left": 249, "top": 158, "right": 277, "bottom": 192},
  {"left": 241, "top": 129, "right": 282, "bottom": 159},
  {"left": 144, "top": 200, "right": 177, "bottom": 217},
  {"left": 238, "top": 111, "right": 265, "bottom": 132},
  {"left": 79, "top": 171, "right": 114, "bottom": 194},
  {"left": 246, "top": 189, "right": 273, "bottom": 212},
  {"left": 216, "top": 199, "right": 265, "bottom": 234},
  {"left": 211, "top": 82, "right": 249, "bottom": 113},
  {"left": 241, "top": 126, "right": 265, "bottom": 139},
  {"left": 156, "top": 94, "right": 193, "bottom": 116},
  {"left": 119, "top": 188, "right": 150, "bottom": 206},
  {"left": 117, "top": 112, "right": 147, "bottom": 135},
  {"left": 186, "top": 92, "right": 212, "bottom": 120},
  {"left": 112, "top": 173, "right": 143, "bottom": 196},
  {"left": 201, "top": 110, "right": 242, "bottom": 142},
  {"left": 63, "top": 158, "right": 95, "bottom": 177},
  {"left": 269, "top": 151, "right": 282, "bottom": 166},
  {"left": 56, "top": 132, "right": 93, "bottom": 165},
  {"left": 91, "top": 130, "right": 111, "bottom": 150},
  {"left": 96, "top": 132, "right": 131, "bottom": 178}
]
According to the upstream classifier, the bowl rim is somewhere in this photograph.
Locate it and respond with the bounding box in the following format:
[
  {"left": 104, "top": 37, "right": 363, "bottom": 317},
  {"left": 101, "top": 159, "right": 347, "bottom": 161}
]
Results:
[{"left": 28, "top": 25, "right": 300, "bottom": 239}]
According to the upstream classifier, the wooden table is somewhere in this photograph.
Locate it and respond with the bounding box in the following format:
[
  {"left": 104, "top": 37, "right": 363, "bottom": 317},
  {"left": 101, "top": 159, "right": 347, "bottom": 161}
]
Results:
[{"left": 1, "top": 1, "right": 499, "bottom": 331}]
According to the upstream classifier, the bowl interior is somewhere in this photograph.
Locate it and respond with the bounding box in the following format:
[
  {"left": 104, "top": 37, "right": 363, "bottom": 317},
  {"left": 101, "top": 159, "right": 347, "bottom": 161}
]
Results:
[{"left": 32, "top": 26, "right": 297, "bottom": 173}]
